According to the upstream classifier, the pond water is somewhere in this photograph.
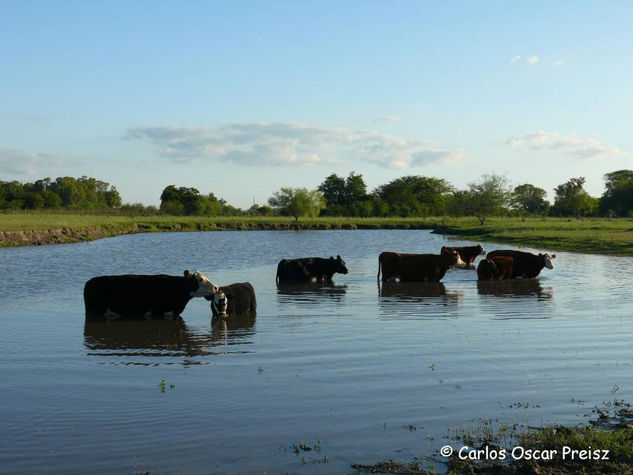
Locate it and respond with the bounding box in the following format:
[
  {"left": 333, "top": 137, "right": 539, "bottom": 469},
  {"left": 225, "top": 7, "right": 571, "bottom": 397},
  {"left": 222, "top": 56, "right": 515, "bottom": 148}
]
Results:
[{"left": 1, "top": 230, "right": 632, "bottom": 473}]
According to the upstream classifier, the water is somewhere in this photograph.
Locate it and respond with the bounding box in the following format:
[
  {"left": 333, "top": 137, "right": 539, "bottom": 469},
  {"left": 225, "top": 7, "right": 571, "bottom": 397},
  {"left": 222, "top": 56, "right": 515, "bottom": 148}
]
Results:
[{"left": 1, "top": 230, "right": 632, "bottom": 473}]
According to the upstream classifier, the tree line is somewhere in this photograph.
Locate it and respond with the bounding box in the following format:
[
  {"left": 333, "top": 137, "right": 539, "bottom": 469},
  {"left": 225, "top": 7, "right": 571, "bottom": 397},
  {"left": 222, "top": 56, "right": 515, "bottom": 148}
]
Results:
[
  {"left": 262, "top": 170, "right": 633, "bottom": 223},
  {"left": 0, "top": 176, "right": 121, "bottom": 210},
  {"left": 3, "top": 170, "right": 633, "bottom": 222}
]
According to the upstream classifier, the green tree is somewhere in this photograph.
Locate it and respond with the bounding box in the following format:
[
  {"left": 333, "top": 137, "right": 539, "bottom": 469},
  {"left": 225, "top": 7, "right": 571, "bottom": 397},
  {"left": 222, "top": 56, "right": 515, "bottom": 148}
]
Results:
[
  {"left": 318, "top": 171, "right": 369, "bottom": 216},
  {"left": 447, "top": 190, "right": 474, "bottom": 217},
  {"left": 468, "top": 174, "right": 511, "bottom": 225},
  {"left": 551, "top": 177, "right": 598, "bottom": 217},
  {"left": 374, "top": 175, "right": 453, "bottom": 217},
  {"left": 268, "top": 187, "right": 326, "bottom": 221},
  {"left": 510, "top": 184, "right": 550, "bottom": 215},
  {"left": 600, "top": 170, "right": 633, "bottom": 217},
  {"left": 318, "top": 173, "right": 347, "bottom": 211},
  {"left": 41, "top": 190, "right": 62, "bottom": 208}
]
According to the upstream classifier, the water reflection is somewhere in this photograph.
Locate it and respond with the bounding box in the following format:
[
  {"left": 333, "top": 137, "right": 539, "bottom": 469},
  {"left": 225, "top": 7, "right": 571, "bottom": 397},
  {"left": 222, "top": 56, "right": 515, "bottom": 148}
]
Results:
[
  {"left": 276, "top": 282, "right": 347, "bottom": 305},
  {"left": 211, "top": 311, "right": 257, "bottom": 345},
  {"left": 378, "top": 282, "right": 462, "bottom": 319},
  {"left": 476, "top": 279, "right": 553, "bottom": 300},
  {"left": 84, "top": 315, "right": 255, "bottom": 363},
  {"left": 477, "top": 279, "right": 554, "bottom": 320}
]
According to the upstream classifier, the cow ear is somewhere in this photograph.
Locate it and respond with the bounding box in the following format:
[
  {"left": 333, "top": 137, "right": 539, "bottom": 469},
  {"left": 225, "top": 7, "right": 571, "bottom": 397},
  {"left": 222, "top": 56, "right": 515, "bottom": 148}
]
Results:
[
  {"left": 184, "top": 270, "right": 192, "bottom": 278},
  {"left": 337, "top": 254, "right": 341, "bottom": 260},
  {"left": 552, "top": 254, "right": 556, "bottom": 259},
  {"left": 330, "top": 256, "right": 334, "bottom": 260}
]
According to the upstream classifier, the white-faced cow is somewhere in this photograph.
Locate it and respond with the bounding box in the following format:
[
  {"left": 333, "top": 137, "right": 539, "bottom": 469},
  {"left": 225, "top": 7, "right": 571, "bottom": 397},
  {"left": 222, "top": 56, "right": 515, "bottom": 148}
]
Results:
[
  {"left": 441, "top": 245, "right": 486, "bottom": 268},
  {"left": 377, "top": 250, "right": 465, "bottom": 282},
  {"left": 208, "top": 282, "right": 257, "bottom": 318},
  {"left": 485, "top": 250, "right": 556, "bottom": 278},
  {"left": 84, "top": 270, "right": 218, "bottom": 320},
  {"left": 276, "top": 255, "right": 348, "bottom": 283}
]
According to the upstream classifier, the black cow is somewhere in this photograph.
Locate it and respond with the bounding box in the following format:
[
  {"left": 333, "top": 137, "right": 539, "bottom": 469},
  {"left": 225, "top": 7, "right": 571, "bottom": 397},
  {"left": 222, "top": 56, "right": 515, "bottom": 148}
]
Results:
[
  {"left": 377, "top": 250, "right": 465, "bottom": 282},
  {"left": 485, "top": 250, "right": 556, "bottom": 278},
  {"left": 84, "top": 270, "right": 218, "bottom": 320},
  {"left": 208, "top": 282, "right": 257, "bottom": 317},
  {"left": 276, "top": 255, "right": 348, "bottom": 283},
  {"left": 441, "top": 245, "right": 486, "bottom": 268}
]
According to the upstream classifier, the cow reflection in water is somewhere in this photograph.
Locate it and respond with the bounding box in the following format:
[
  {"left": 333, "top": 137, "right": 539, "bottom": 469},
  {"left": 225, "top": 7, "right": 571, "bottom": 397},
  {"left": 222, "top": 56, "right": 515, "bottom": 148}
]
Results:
[
  {"left": 476, "top": 279, "right": 553, "bottom": 300},
  {"left": 84, "top": 313, "right": 256, "bottom": 361},
  {"left": 276, "top": 282, "right": 347, "bottom": 305},
  {"left": 378, "top": 282, "right": 462, "bottom": 319},
  {"left": 477, "top": 279, "right": 554, "bottom": 320},
  {"left": 211, "top": 311, "right": 257, "bottom": 345}
]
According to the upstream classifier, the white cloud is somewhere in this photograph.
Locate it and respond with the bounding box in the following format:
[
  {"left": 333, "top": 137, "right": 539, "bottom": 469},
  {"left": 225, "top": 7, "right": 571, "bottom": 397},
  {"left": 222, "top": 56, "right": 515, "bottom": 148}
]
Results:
[
  {"left": 0, "top": 148, "right": 68, "bottom": 175},
  {"left": 126, "top": 122, "right": 464, "bottom": 169},
  {"left": 503, "top": 130, "right": 626, "bottom": 161},
  {"left": 412, "top": 149, "right": 466, "bottom": 166},
  {"left": 553, "top": 60, "right": 564, "bottom": 67},
  {"left": 367, "top": 114, "right": 402, "bottom": 123},
  {"left": 509, "top": 55, "right": 522, "bottom": 65},
  {"left": 526, "top": 55, "right": 540, "bottom": 65}
]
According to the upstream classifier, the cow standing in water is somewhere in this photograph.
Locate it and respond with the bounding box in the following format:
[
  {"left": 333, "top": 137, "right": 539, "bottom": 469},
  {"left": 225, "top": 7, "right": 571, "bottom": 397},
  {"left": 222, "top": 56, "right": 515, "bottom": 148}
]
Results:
[
  {"left": 377, "top": 250, "right": 465, "bottom": 282},
  {"left": 84, "top": 270, "right": 218, "bottom": 320},
  {"left": 485, "top": 250, "right": 555, "bottom": 278},
  {"left": 209, "top": 282, "right": 257, "bottom": 317},
  {"left": 276, "top": 255, "right": 348, "bottom": 283},
  {"left": 441, "top": 245, "right": 486, "bottom": 268},
  {"left": 477, "top": 256, "right": 514, "bottom": 280}
]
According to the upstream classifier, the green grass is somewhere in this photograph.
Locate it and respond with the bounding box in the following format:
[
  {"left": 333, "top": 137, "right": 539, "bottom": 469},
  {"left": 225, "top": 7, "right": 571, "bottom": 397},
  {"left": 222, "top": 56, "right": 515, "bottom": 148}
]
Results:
[{"left": 1, "top": 212, "right": 632, "bottom": 255}]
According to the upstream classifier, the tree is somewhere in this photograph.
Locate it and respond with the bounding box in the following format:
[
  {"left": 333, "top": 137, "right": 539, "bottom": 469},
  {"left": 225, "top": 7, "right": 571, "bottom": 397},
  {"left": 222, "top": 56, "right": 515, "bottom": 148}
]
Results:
[
  {"left": 447, "top": 190, "right": 474, "bottom": 217},
  {"left": 159, "top": 185, "right": 211, "bottom": 215},
  {"left": 510, "top": 184, "right": 550, "bottom": 215},
  {"left": 551, "top": 177, "right": 598, "bottom": 217},
  {"left": 344, "top": 172, "right": 368, "bottom": 204},
  {"left": 268, "top": 187, "right": 326, "bottom": 221},
  {"left": 600, "top": 170, "right": 633, "bottom": 217},
  {"left": 374, "top": 175, "right": 453, "bottom": 217},
  {"left": 468, "top": 174, "right": 511, "bottom": 225},
  {"left": 318, "top": 173, "right": 347, "bottom": 211},
  {"left": 318, "top": 171, "right": 369, "bottom": 216}
]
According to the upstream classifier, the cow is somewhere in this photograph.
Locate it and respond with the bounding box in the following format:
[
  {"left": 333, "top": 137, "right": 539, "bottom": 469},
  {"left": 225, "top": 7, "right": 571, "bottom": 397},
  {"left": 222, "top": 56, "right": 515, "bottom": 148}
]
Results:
[
  {"left": 441, "top": 245, "right": 486, "bottom": 268},
  {"left": 84, "top": 270, "right": 218, "bottom": 320},
  {"left": 208, "top": 282, "right": 257, "bottom": 317},
  {"left": 276, "top": 255, "right": 348, "bottom": 283},
  {"left": 377, "top": 249, "right": 465, "bottom": 282},
  {"left": 485, "top": 250, "right": 556, "bottom": 278},
  {"left": 477, "top": 256, "right": 514, "bottom": 280}
]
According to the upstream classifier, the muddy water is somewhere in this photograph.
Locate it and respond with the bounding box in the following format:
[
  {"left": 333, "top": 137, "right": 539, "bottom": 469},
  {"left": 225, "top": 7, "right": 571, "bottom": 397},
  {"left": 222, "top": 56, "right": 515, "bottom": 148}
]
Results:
[{"left": 1, "top": 230, "right": 631, "bottom": 473}]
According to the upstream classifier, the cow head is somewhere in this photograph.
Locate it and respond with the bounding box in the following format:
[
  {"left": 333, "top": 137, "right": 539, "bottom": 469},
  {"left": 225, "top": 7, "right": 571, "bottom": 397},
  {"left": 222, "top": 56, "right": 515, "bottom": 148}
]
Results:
[
  {"left": 541, "top": 253, "right": 556, "bottom": 270},
  {"left": 476, "top": 245, "right": 486, "bottom": 255},
  {"left": 184, "top": 270, "right": 219, "bottom": 298},
  {"left": 331, "top": 255, "right": 349, "bottom": 274},
  {"left": 211, "top": 291, "right": 228, "bottom": 317},
  {"left": 446, "top": 249, "right": 466, "bottom": 268}
]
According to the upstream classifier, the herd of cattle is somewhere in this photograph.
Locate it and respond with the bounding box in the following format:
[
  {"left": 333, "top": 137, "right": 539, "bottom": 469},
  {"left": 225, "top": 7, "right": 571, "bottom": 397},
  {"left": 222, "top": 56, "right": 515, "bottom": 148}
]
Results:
[{"left": 83, "top": 245, "right": 555, "bottom": 321}]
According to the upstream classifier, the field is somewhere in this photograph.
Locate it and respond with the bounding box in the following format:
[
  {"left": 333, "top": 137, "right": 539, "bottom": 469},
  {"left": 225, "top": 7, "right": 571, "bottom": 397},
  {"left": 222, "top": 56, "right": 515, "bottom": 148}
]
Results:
[{"left": 1, "top": 212, "right": 632, "bottom": 255}]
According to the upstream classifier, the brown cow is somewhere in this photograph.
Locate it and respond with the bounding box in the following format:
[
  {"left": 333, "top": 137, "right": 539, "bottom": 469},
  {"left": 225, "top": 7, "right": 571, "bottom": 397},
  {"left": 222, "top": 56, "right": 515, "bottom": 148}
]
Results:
[
  {"left": 477, "top": 256, "right": 514, "bottom": 280},
  {"left": 377, "top": 250, "right": 464, "bottom": 282},
  {"left": 441, "top": 245, "right": 486, "bottom": 268}
]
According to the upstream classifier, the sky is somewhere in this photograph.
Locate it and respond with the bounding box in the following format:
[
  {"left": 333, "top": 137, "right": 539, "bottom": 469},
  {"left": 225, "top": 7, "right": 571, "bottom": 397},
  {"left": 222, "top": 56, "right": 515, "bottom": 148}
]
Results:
[{"left": 1, "top": 0, "right": 632, "bottom": 208}]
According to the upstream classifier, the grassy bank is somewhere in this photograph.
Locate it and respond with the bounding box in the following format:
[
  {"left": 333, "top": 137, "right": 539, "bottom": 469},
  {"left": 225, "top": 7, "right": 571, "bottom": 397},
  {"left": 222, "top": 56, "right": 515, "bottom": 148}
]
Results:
[
  {"left": 353, "top": 400, "right": 633, "bottom": 474},
  {"left": 1, "top": 212, "right": 632, "bottom": 255}
]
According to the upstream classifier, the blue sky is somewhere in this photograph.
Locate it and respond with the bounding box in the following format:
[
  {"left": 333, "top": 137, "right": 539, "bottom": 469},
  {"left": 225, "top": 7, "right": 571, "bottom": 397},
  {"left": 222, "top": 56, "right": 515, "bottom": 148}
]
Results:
[{"left": 1, "top": 0, "right": 631, "bottom": 208}]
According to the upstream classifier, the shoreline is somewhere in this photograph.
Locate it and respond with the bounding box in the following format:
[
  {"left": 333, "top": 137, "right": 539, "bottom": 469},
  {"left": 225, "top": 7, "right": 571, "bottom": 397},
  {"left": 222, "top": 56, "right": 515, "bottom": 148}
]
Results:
[{"left": 1, "top": 216, "right": 632, "bottom": 256}]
